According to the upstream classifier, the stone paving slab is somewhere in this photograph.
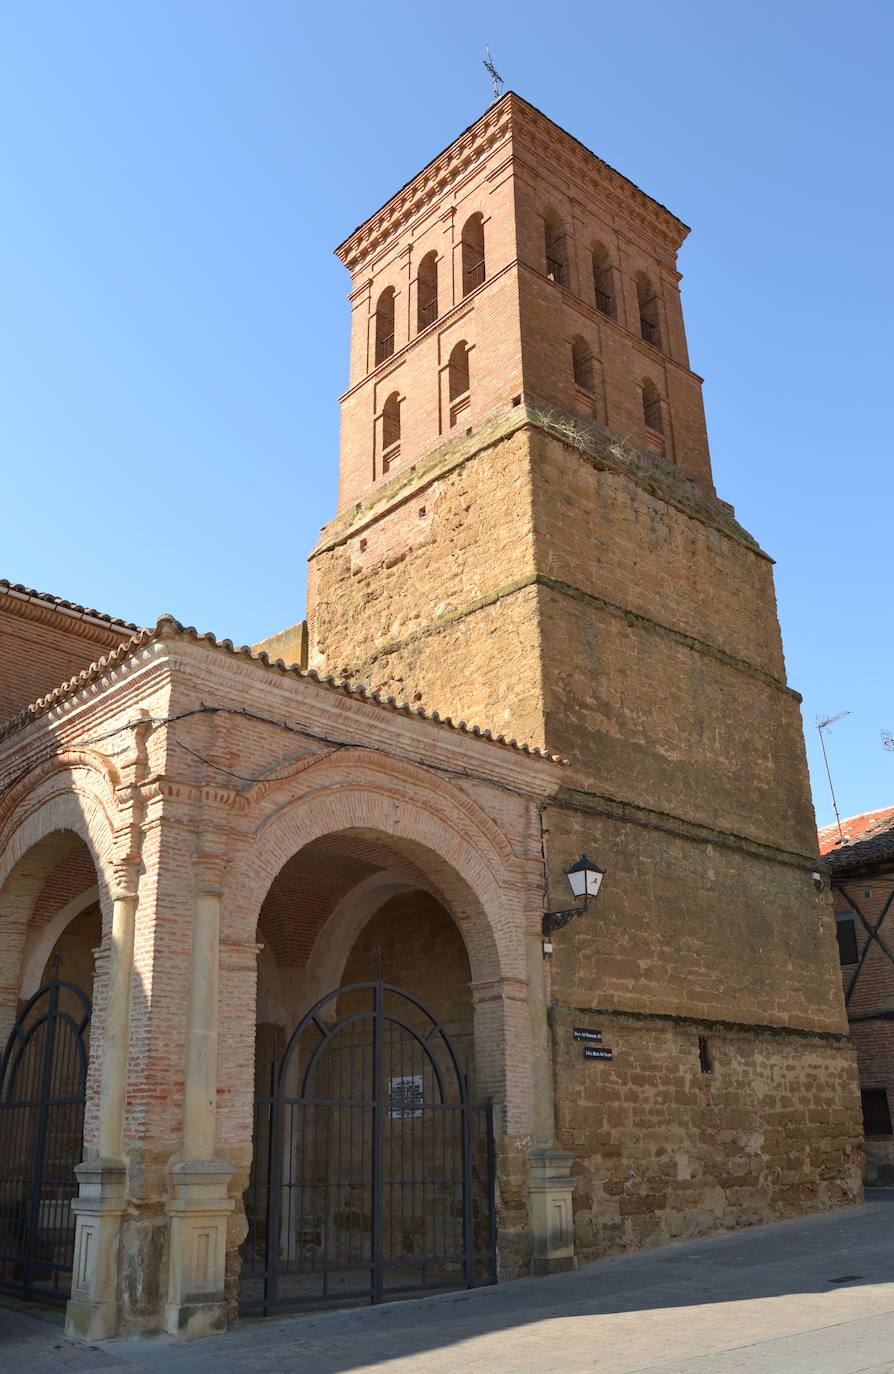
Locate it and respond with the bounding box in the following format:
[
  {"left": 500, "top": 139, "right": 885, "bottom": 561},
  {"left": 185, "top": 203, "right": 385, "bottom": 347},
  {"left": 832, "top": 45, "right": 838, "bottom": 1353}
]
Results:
[{"left": 2, "top": 1192, "right": 894, "bottom": 1373}]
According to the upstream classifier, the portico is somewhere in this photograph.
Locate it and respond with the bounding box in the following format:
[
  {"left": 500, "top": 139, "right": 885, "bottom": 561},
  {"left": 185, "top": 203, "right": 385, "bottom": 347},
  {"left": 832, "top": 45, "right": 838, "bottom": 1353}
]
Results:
[{"left": 0, "top": 618, "right": 575, "bottom": 1338}]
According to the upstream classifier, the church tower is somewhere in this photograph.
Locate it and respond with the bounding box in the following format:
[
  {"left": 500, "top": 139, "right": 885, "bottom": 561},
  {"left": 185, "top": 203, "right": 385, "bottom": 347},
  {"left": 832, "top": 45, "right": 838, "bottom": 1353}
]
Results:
[{"left": 308, "top": 94, "right": 861, "bottom": 1258}]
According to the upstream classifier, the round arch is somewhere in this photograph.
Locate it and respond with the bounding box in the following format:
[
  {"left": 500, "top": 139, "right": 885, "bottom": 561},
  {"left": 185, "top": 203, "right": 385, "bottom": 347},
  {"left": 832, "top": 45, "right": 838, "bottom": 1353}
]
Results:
[{"left": 230, "top": 753, "right": 529, "bottom": 987}]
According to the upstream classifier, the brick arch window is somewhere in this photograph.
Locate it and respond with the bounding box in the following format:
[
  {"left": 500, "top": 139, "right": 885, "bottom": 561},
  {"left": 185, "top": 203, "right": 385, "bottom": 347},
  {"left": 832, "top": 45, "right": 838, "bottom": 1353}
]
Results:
[
  {"left": 636, "top": 272, "right": 662, "bottom": 349},
  {"left": 571, "top": 336, "right": 595, "bottom": 393},
  {"left": 375, "top": 287, "right": 395, "bottom": 364},
  {"left": 448, "top": 340, "right": 471, "bottom": 425},
  {"left": 461, "top": 214, "right": 485, "bottom": 296},
  {"left": 381, "top": 391, "right": 401, "bottom": 472},
  {"left": 544, "top": 209, "right": 569, "bottom": 287},
  {"left": 592, "top": 242, "right": 615, "bottom": 318},
  {"left": 417, "top": 251, "right": 438, "bottom": 331},
  {"left": 642, "top": 377, "right": 664, "bottom": 434}
]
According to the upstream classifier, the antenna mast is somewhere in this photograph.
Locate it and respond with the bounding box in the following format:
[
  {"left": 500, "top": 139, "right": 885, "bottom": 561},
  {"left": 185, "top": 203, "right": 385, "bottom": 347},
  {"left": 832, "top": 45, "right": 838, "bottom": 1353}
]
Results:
[{"left": 817, "top": 710, "right": 851, "bottom": 843}]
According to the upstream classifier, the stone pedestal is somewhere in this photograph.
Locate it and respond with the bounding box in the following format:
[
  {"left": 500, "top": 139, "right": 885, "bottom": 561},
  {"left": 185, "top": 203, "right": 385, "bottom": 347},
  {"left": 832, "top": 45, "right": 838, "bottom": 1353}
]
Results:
[
  {"left": 528, "top": 1145, "right": 576, "bottom": 1275},
  {"left": 163, "top": 1160, "right": 234, "bottom": 1339},
  {"left": 65, "top": 1160, "right": 127, "bottom": 1340}
]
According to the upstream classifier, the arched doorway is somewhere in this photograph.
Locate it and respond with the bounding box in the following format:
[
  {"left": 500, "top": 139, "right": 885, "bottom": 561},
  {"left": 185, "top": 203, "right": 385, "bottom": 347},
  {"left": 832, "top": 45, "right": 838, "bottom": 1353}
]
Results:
[
  {"left": 0, "top": 833, "right": 101, "bottom": 1302},
  {"left": 240, "top": 831, "right": 497, "bottom": 1314}
]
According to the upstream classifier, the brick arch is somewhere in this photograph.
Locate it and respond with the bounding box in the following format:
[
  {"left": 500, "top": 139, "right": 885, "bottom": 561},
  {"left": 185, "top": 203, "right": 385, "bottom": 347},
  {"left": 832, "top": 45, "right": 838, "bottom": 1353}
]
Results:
[
  {"left": 230, "top": 756, "right": 533, "bottom": 987},
  {"left": 0, "top": 754, "right": 119, "bottom": 900},
  {"left": 248, "top": 748, "right": 520, "bottom": 873},
  {"left": 0, "top": 764, "right": 119, "bottom": 1036},
  {"left": 0, "top": 784, "right": 117, "bottom": 919}
]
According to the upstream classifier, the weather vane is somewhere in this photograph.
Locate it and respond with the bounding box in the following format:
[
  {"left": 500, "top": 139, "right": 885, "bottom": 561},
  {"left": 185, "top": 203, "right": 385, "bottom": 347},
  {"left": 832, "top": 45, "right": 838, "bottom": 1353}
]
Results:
[{"left": 483, "top": 46, "right": 504, "bottom": 102}]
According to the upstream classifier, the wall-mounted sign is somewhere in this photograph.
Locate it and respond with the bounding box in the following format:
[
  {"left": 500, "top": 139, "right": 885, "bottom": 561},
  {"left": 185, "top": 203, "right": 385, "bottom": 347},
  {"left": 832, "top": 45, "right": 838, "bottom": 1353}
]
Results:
[
  {"left": 573, "top": 1027, "right": 602, "bottom": 1043},
  {"left": 583, "top": 1047, "right": 613, "bottom": 1061},
  {"left": 388, "top": 1075, "right": 423, "bottom": 1118}
]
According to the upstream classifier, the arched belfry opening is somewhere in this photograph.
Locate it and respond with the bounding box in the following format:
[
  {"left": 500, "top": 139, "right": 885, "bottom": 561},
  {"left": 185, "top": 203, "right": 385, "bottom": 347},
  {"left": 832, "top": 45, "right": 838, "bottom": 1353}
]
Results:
[
  {"left": 0, "top": 830, "right": 103, "bottom": 1304},
  {"left": 241, "top": 826, "right": 498, "bottom": 1316}
]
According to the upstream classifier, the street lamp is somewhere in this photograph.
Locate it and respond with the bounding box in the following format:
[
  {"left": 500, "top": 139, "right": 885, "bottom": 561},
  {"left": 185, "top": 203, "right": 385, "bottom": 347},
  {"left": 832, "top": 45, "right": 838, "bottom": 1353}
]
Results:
[{"left": 542, "top": 855, "right": 606, "bottom": 954}]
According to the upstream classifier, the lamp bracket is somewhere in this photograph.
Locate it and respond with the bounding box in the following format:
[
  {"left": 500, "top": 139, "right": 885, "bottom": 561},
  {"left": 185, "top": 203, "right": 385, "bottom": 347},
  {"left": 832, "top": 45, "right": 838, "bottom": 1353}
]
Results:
[{"left": 542, "top": 903, "right": 588, "bottom": 939}]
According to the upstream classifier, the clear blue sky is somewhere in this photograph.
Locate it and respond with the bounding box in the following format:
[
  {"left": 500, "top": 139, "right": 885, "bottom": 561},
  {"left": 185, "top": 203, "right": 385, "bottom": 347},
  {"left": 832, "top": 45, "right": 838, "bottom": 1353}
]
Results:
[{"left": 1, "top": 2, "right": 891, "bottom": 827}]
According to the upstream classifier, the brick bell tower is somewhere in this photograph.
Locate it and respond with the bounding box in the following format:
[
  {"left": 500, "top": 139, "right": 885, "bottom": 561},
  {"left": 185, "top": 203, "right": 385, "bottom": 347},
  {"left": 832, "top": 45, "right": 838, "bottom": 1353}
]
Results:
[{"left": 307, "top": 94, "right": 862, "bottom": 1258}]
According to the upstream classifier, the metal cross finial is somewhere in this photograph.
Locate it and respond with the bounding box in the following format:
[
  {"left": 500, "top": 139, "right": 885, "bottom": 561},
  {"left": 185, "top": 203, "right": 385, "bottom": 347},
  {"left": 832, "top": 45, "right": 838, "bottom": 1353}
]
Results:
[{"left": 483, "top": 46, "right": 504, "bottom": 102}]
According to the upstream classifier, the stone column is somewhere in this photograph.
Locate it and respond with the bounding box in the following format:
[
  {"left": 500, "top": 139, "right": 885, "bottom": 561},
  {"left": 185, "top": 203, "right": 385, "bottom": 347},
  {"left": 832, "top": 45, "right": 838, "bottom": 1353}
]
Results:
[
  {"left": 66, "top": 883, "right": 136, "bottom": 1340},
  {"left": 164, "top": 874, "right": 234, "bottom": 1339}
]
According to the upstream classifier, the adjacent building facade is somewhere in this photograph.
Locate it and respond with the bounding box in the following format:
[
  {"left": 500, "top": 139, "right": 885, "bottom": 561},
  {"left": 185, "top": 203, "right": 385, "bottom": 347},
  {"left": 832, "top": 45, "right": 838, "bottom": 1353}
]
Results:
[
  {"left": 821, "top": 807, "right": 894, "bottom": 1183},
  {"left": 0, "top": 94, "right": 862, "bottom": 1342}
]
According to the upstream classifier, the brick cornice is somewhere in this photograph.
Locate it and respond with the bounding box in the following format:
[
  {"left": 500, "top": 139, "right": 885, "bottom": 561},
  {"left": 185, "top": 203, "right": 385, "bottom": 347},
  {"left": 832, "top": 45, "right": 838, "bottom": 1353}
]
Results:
[
  {"left": 335, "top": 93, "right": 689, "bottom": 276},
  {"left": 336, "top": 99, "right": 513, "bottom": 273},
  {"left": 508, "top": 117, "right": 687, "bottom": 253}
]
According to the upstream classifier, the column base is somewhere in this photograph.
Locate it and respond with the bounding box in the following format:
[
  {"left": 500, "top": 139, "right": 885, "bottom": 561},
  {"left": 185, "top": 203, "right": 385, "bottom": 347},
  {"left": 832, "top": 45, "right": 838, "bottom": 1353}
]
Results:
[
  {"left": 65, "top": 1159, "right": 127, "bottom": 1341},
  {"left": 528, "top": 1145, "right": 576, "bottom": 1275},
  {"left": 163, "top": 1160, "right": 234, "bottom": 1340}
]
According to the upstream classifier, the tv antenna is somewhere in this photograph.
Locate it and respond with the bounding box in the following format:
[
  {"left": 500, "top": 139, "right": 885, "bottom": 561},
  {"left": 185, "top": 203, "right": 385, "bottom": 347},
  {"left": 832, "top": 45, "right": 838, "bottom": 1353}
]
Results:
[
  {"left": 483, "top": 46, "right": 504, "bottom": 102},
  {"left": 817, "top": 710, "right": 851, "bottom": 843}
]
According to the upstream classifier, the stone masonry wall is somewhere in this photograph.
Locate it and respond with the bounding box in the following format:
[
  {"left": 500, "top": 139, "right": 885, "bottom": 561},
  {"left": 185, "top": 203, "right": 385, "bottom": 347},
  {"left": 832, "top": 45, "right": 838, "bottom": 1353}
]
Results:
[
  {"left": 309, "top": 411, "right": 863, "bottom": 1249},
  {"left": 340, "top": 891, "right": 475, "bottom": 1082},
  {"left": 550, "top": 1003, "right": 862, "bottom": 1261}
]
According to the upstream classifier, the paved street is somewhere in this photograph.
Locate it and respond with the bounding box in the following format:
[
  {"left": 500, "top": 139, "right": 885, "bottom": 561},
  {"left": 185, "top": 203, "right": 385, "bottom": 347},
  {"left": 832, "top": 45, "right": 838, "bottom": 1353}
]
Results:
[{"left": 3, "top": 1192, "right": 894, "bottom": 1374}]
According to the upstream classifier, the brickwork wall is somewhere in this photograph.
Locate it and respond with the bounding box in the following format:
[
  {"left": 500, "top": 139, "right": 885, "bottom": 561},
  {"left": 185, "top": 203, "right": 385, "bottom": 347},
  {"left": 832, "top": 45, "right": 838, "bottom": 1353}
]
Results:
[
  {"left": 0, "top": 597, "right": 131, "bottom": 723},
  {"left": 334, "top": 95, "right": 713, "bottom": 512},
  {"left": 30, "top": 850, "right": 98, "bottom": 931}
]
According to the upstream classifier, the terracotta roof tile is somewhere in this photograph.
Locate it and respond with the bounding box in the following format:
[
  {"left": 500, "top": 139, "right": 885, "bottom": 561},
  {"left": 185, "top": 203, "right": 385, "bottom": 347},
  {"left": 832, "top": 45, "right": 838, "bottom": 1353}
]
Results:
[
  {"left": 0, "top": 578, "right": 140, "bottom": 633},
  {"left": 817, "top": 805, "right": 894, "bottom": 856},
  {"left": 820, "top": 806, "right": 894, "bottom": 873}
]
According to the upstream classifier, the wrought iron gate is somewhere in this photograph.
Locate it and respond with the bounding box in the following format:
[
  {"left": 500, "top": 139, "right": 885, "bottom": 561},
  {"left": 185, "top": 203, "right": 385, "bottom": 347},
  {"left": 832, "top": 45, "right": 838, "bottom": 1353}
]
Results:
[
  {"left": 0, "top": 975, "right": 91, "bottom": 1301},
  {"left": 241, "top": 980, "right": 496, "bottom": 1314}
]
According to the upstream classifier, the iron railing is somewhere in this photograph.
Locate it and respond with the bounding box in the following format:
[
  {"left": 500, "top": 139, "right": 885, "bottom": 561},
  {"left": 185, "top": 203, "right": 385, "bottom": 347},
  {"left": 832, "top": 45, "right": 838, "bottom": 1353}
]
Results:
[
  {"left": 240, "top": 981, "right": 497, "bottom": 1316},
  {"left": 0, "top": 977, "right": 91, "bottom": 1303},
  {"left": 375, "top": 334, "right": 394, "bottom": 364},
  {"left": 546, "top": 256, "right": 567, "bottom": 286}
]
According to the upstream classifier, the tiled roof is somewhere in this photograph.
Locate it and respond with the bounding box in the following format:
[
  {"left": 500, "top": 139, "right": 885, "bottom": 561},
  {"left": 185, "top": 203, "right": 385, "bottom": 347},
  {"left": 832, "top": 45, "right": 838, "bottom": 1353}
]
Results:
[
  {"left": 818, "top": 805, "right": 894, "bottom": 856},
  {"left": 822, "top": 806, "right": 894, "bottom": 874},
  {"left": 0, "top": 614, "right": 569, "bottom": 764},
  {"left": 0, "top": 579, "right": 141, "bottom": 633}
]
